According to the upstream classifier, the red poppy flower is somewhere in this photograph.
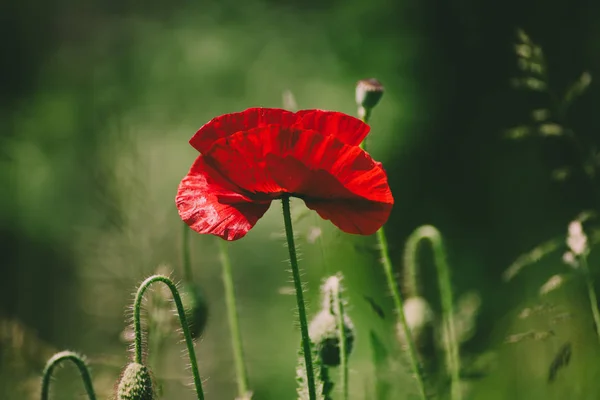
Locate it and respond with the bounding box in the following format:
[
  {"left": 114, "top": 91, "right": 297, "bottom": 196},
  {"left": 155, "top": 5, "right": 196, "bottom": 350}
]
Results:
[{"left": 176, "top": 108, "right": 394, "bottom": 241}]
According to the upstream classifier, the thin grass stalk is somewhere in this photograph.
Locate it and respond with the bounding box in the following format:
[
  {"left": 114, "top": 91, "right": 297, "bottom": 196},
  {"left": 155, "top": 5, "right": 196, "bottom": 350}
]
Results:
[{"left": 219, "top": 240, "right": 250, "bottom": 397}]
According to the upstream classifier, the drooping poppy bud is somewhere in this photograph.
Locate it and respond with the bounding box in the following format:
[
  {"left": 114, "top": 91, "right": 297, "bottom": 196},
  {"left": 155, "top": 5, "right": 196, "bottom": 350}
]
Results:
[
  {"left": 396, "top": 296, "right": 434, "bottom": 350},
  {"left": 116, "top": 363, "right": 154, "bottom": 400},
  {"left": 180, "top": 282, "right": 209, "bottom": 339}
]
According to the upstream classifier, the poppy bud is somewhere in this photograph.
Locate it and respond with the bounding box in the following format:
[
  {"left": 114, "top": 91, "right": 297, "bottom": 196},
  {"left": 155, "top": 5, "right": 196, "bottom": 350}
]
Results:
[
  {"left": 180, "top": 282, "right": 209, "bottom": 339},
  {"left": 355, "top": 78, "right": 384, "bottom": 117},
  {"left": 309, "top": 309, "right": 355, "bottom": 367},
  {"left": 116, "top": 363, "right": 154, "bottom": 400},
  {"left": 396, "top": 296, "right": 434, "bottom": 348}
]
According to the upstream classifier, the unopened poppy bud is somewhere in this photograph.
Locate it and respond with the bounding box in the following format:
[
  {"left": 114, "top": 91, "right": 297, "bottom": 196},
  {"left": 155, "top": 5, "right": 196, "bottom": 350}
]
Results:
[
  {"left": 116, "top": 363, "right": 154, "bottom": 400},
  {"left": 180, "top": 282, "right": 209, "bottom": 339},
  {"left": 309, "top": 309, "right": 355, "bottom": 367},
  {"left": 355, "top": 78, "right": 384, "bottom": 117},
  {"left": 397, "top": 296, "right": 434, "bottom": 346}
]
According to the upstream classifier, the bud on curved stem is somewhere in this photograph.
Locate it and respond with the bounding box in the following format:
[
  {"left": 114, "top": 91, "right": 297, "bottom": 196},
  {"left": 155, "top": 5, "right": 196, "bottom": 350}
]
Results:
[
  {"left": 375, "top": 227, "right": 428, "bottom": 400},
  {"left": 133, "top": 275, "right": 205, "bottom": 400},
  {"left": 403, "top": 225, "right": 461, "bottom": 400},
  {"left": 180, "top": 282, "right": 209, "bottom": 340},
  {"left": 116, "top": 362, "right": 154, "bottom": 400},
  {"left": 41, "top": 351, "right": 96, "bottom": 400}
]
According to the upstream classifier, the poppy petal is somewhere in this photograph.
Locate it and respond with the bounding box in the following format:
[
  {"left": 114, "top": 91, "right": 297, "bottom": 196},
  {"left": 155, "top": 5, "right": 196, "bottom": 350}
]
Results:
[
  {"left": 176, "top": 156, "right": 271, "bottom": 241},
  {"left": 294, "top": 110, "right": 371, "bottom": 146},
  {"left": 203, "top": 125, "right": 286, "bottom": 195},
  {"left": 189, "top": 108, "right": 297, "bottom": 154},
  {"left": 205, "top": 126, "right": 393, "bottom": 234},
  {"left": 303, "top": 199, "right": 393, "bottom": 235}
]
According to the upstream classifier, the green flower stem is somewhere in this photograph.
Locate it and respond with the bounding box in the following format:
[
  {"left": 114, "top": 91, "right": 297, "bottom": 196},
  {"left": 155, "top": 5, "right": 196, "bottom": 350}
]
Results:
[
  {"left": 133, "top": 275, "right": 204, "bottom": 400},
  {"left": 182, "top": 223, "right": 193, "bottom": 282},
  {"left": 376, "top": 228, "right": 428, "bottom": 400},
  {"left": 403, "top": 226, "right": 461, "bottom": 400},
  {"left": 358, "top": 107, "right": 372, "bottom": 150},
  {"left": 281, "top": 194, "right": 317, "bottom": 400},
  {"left": 359, "top": 108, "right": 428, "bottom": 400},
  {"left": 331, "top": 280, "right": 348, "bottom": 400},
  {"left": 41, "top": 351, "right": 96, "bottom": 400},
  {"left": 581, "top": 254, "right": 600, "bottom": 343},
  {"left": 218, "top": 240, "right": 250, "bottom": 397}
]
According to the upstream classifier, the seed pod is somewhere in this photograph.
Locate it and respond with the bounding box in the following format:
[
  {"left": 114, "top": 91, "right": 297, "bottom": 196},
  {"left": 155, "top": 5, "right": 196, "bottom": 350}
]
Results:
[
  {"left": 180, "top": 283, "right": 209, "bottom": 339},
  {"left": 355, "top": 78, "right": 385, "bottom": 110},
  {"left": 116, "top": 363, "right": 154, "bottom": 400}
]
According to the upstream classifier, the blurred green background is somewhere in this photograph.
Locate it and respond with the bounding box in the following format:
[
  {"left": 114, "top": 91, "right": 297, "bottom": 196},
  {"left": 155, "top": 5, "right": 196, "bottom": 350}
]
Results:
[{"left": 3, "top": 0, "right": 600, "bottom": 398}]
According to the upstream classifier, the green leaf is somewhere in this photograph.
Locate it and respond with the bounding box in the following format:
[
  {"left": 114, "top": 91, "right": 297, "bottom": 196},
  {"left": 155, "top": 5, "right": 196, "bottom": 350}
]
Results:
[{"left": 564, "top": 72, "right": 592, "bottom": 106}]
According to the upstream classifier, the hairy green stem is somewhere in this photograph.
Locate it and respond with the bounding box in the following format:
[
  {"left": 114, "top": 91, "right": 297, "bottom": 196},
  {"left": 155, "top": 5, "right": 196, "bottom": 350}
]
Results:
[
  {"left": 41, "top": 351, "right": 96, "bottom": 400},
  {"left": 581, "top": 255, "right": 600, "bottom": 343},
  {"left": 331, "top": 279, "right": 348, "bottom": 400},
  {"left": 282, "top": 194, "right": 317, "bottom": 400},
  {"left": 133, "top": 275, "right": 204, "bottom": 400},
  {"left": 358, "top": 107, "right": 372, "bottom": 149},
  {"left": 403, "top": 225, "right": 461, "bottom": 400},
  {"left": 320, "top": 365, "right": 334, "bottom": 400},
  {"left": 360, "top": 108, "right": 428, "bottom": 400},
  {"left": 182, "top": 223, "right": 193, "bottom": 282},
  {"left": 219, "top": 240, "right": 250, "bottom": 397}
]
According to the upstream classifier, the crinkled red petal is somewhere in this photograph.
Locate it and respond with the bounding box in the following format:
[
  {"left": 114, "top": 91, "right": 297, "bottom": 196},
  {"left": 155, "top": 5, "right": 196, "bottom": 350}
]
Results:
[
  {"left": 204, "top": 126, "right": 393, "bottom": 235},
  {"left": 294, "top": 110, "right": 371, "bottom": 146},
  {"left": 176, "top": 156, "right": 272, "bottom": 241},
  {"left": 303, "top": 199, "right": 393, "bottom": 235},
  {"left": 189, "top": 108, "right": 296, "bottom": 154}
]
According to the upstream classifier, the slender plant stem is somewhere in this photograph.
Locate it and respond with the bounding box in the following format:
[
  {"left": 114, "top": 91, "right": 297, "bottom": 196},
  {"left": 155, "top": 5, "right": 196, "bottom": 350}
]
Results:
[
  {"left": 358, "top": 106, "right": 372, "bottom": 151},
  {"left": 41, "top": 351, "right": 96, "bottom": 400},
  {"left": 281, "top": 194, "right": 317, "bottom": 400},
  {"left": 403, "top": 231, "right": 422, "bottom": 298},
  {"left": 182, "top": 223, "right": 193, "bottom": 282},
  {"left": 133, "top": 275, "right": 205, "bottom": 400},
  {"left": 359, "top": 108, "right": 428, "bottom": 400},
  {"left": 218, "top": 240, "right": 250, "bottom": 397},
  {"left": 331, "top": 279, "right": 349, "bottom": 400},
  {"left": 376, "top": 228, "right": 428, "bottom": 400},
  {"left": 581, "top": 255, "right": 600, "bottom": 342},
  {"left": 403, "top": 225, "right": 461, "bottom": 400}
]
